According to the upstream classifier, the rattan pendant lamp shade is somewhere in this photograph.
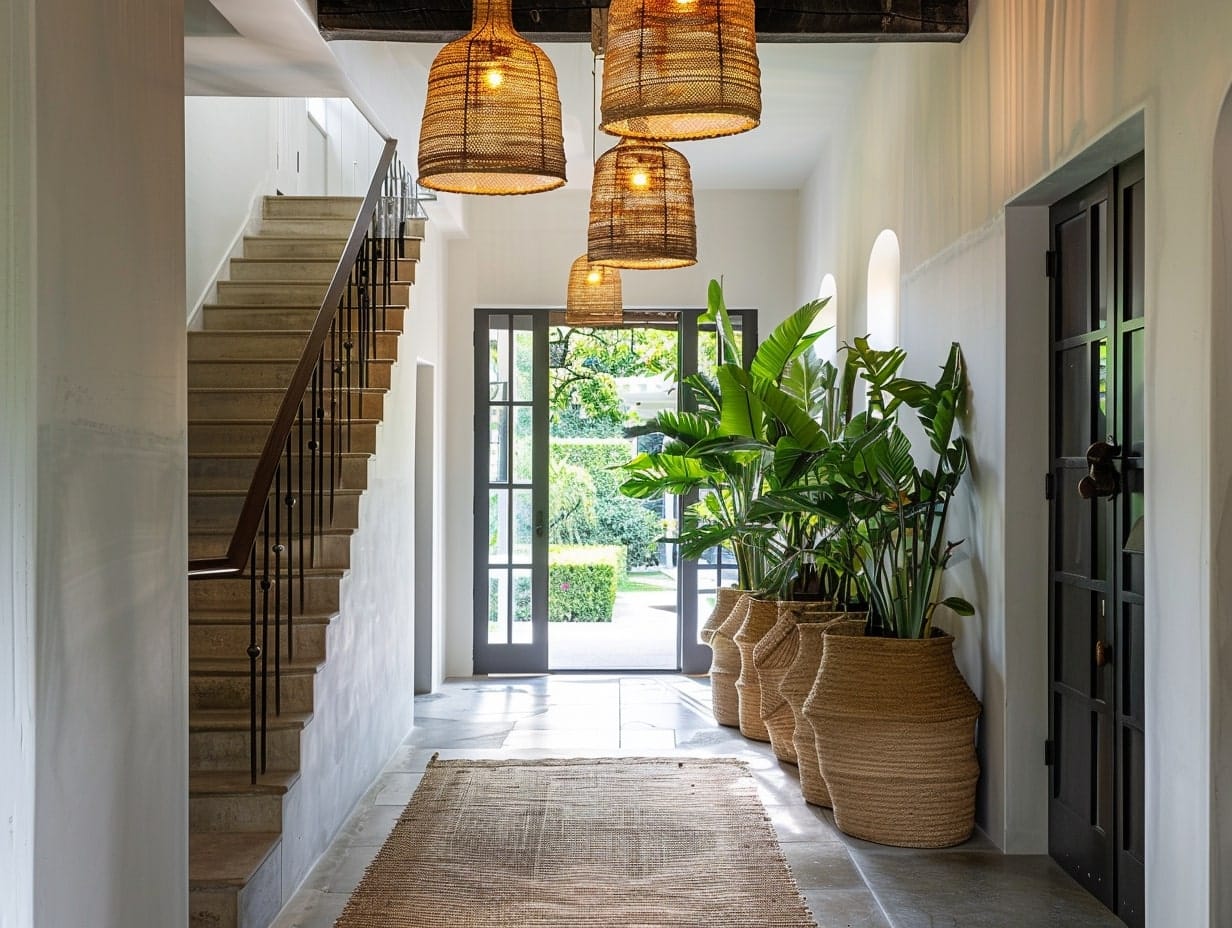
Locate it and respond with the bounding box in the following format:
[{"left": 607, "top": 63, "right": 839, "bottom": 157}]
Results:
[
  {"left": 600, "top": 0, "right": 761, "bottom": 141},
  {"left": 417, "top": 0, "right": 566, "bottom": 195},
  {"left": 588, "top": 138, "right": 697, "bottom": 269},
  {"left": 566, "top": 255, "right": 623, "bottom": 326}
]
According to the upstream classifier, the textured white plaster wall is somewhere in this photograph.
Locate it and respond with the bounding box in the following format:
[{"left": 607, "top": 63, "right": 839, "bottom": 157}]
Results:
[
  {"left": 32, "top": 1, "right": 188, "bottom": 925},
  {"left": 441, "top": 188, "right": 800, "bottom": 676},
  {"left": 797, "top": 1, "right": 1232, "bottom": 921},
  {"left": 0, "top": 2, "right": 37, "bottom": 926}
]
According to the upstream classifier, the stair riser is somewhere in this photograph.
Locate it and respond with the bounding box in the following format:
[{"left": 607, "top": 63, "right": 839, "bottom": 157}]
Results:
[
  {"left": 189, "top": 422, "right": 378, "bottom": 455},
  {"left": 230, "top": 257, "right": 416, "bottom": 284},
  {"left": 215, "top": 280, "right": 411, "bottom": 307},
  {"left": 191, "top": 792, "right": 283, "bottom": 834},
  {"left": 243, "top": 236, "right": 422, "bottom": 261},
  {"left": 190, "top": 624, "right": 327, "bottom": 664},
  {"left": 189, "top": 361, "right": 393, "bottom": 390},
  {"left": 188, "top": 331, "right": 399, "bottom": 362},
  {"left": 202, "top": 306, "right": 405, "bottom": 333},
  {"left": 190, "top": 575, "right": 340, "bottom": 612},
  {"left": 191, "top": 728, "right": 301, "bottom": 771},
  {"left": 190, "top": 846, "right": 283, "bottom": 928},
  {"left": 189, "top": 494, "right": 360, "bottom": 533},
  {"left": 263, "top": 196, "right": 362, "bottom": 219},
  {"left": 189, "top": 390, "right": 385, "bottom": 421},
  {"left": 189, "top": 533, "right": 352, "bottom": 570},
  {"left": 191, "top": 673, "right": 315, "bottom": 714},
  {"left": 189, "top": 455, "right": 368, "bottom": 493},
  {"left": 258, "top": 217, "right": 358, "bottom": 237}
]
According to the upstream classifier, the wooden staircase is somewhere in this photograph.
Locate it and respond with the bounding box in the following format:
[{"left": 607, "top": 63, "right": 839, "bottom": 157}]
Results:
[{"left": 187, "top": 195, "right": 422, "bottom": 928}]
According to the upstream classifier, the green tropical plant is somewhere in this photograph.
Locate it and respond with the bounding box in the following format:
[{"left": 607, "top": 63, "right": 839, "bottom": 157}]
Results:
[{"left": 837, "top": 339, "right": 975, "bottom": 639}]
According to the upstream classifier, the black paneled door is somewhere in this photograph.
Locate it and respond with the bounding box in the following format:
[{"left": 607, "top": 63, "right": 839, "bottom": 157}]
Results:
[{"left": 1047, "top": 155, "right": 1146, "bottom": 928}]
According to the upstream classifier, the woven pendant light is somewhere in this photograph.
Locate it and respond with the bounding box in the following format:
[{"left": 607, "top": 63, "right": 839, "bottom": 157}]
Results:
[
  {"left": 588, "top": 138, "right": 697, "bottom": 269},
  {"left": 600, "top": 0, "right": 761, "bottom": 141},
  {"left": 417, "top": 0, "right": 566, "bottom": 195},
  {"left": 566, "top": 255, "right": 623, "bottom": 326}
]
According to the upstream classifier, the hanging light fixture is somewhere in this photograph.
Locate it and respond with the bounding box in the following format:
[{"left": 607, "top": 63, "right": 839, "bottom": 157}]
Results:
[
  {"left": 417, "top": 0, "right": 566, "bottom": 195},
  {"left": 566, "top": 255, "right": 623, "bottom": 326},
  {"left": 588, "top": 137, "right": 697, "bottom": 269},
  {"left": 600, "top": 0, "right": 761, "bottom": 141}
]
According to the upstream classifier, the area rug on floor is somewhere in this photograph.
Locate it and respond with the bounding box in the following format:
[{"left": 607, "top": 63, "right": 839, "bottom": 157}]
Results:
[{"left": 334, "top": 756, "right": 818, "bottom": 927}]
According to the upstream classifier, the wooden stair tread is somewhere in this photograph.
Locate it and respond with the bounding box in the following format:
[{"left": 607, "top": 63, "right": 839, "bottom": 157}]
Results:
[
  {"left": 190, "top": 709, "right": 314, "bottom": 731},
  {"left": 190, "top": 658, "right": 324, "bottom": 676},
  {"left": 190, "top": 769, "right": 301, "bottom": 796},
  {"left": 189, "top": 417, "right": 382, "bottom": 425},
  {"left": 189, "top": 487, "right": 363, "bottom": 498},
  {"left": 189, "top": 611, "right": 336, "bottom": 626},
  {"left": 190, "top": 831, "right": 281, "bottom": 888}
]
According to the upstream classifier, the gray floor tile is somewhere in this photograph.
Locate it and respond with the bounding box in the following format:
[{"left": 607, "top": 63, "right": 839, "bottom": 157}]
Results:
[
  {"left": 802, "top": 888, "right": 892, "bottom": 928},
  {"left": 269, "top": 889, "right": 349, "bottom": 928}
]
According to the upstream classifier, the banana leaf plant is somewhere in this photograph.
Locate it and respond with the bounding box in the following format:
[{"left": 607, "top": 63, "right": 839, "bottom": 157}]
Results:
[
  {"left": 836, "top": 339, "right": 975, "bottom": 639},
  {"left": 617, "top": 280, "right": 826, "bottom": 593}
]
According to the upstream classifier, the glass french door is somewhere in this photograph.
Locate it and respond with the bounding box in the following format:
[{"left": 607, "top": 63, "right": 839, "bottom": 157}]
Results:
[
  {"left": 473, "top": 307, "right": 756, "bottom": 675},
  {"left": 474, "top": 311, "right": 549, "bottom": 674}
]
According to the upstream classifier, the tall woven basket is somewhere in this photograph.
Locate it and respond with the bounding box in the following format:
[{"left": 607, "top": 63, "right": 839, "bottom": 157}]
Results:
[
  {"left": 708, "top": 594, "right": 750, "bottom": 727},
  {"left": 752, "top": 602, "right": 834, "bottom": 763},
  {"left": 809, "top": 620, "right": 981, "bottom": 848},
  {"left": 700, "top": 587, "right": 745, "bottom": 646},
  {"left": 780, "top": 621, "right": 834, "bottom": 805},
  {"left": 733, "top": 597, "right": 779, "bottom": 742}
]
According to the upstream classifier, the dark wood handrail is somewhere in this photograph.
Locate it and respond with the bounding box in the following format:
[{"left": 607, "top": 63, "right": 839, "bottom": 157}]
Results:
[{"left": 188, "top": 138, "right": 399, "bottom": 578}]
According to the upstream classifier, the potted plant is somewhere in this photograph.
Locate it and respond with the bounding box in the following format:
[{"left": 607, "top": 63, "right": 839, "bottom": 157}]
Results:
[{"left": 804, "top": 340, "right": 981, "bottom": 847}]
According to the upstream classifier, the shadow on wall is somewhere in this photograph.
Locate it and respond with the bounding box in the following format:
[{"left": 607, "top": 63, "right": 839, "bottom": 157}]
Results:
[{"left": 1211, "top": 82, "right": 1232, "bottom": 928}]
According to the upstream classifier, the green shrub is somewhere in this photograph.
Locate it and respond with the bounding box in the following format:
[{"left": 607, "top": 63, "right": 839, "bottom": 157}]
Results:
[
  {"left": 551, "top": 439, "right": 662, "bottom": 566},
  {"left": 549, "top": 545, "right": 625, "bottom": 623}
]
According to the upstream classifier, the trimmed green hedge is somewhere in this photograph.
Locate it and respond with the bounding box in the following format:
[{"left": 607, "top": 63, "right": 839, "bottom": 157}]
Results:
[{"left": 549, "top": 545, "right": 626, "bottom": 623}]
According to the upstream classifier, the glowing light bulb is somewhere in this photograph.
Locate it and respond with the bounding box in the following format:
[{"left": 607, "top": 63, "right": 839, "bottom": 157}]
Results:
[
  {"left": 629, "top": 170, "right": 650, "bottom": 189},
  {"left": 483, "top": 68, "right": 504, "bottom": 89},
  {"left": 587, "top": 270, "right": 602, "bottom": 285}
]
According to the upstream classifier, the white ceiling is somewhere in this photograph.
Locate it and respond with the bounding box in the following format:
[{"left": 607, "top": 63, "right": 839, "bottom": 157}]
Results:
[{"left": 185, "top": 0, "right": 872, "bottom": 191}]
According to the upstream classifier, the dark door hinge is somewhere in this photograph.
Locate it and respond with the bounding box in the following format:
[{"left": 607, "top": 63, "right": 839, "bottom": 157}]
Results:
[
  {"left": 1045, "top": 250, "right": 1058, "bottom": 278},
  {"left": 1044, "top": 739, "right": 1055, "bottom": 766},
  {"left": 1045, "top": 472, "right": 1055, "bottom": 501}
]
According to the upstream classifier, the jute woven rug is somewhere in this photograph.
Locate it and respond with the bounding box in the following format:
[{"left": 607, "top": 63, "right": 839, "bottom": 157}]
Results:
[{"left": 334, "top": 756, "right": 818, "bottom": 927}]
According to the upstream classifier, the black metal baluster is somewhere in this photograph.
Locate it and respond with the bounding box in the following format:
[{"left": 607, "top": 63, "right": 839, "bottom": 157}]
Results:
[
  {"left": 331, "top": 317, "right": 340, "bottom": 523},
  {"left": 273, "top": 463, "right": 283, "bottom": 718},
  {"left": 288, "top": 427, "right": 297, "bottom": 664},
  {"left": 248, "top": 542, "right": 259, "bottom": 785},
  {"left": 260, "top": 500, "right": 271, "bottom": 775},
  {"left": 316, "top": 350, "right": 326, "bottom": 542}
]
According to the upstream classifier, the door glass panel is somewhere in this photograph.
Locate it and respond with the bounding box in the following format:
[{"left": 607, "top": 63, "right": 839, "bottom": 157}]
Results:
[
  {"left": 488, "top": 316, "right": 510, "bottom": 400},
  {"left": 1095, "top": 201, "right": 1109, "bottom": 330},
  {"left": 1122, "top": 604, "right": 1145, "bottom": 721},
  {"left": 512, "top": 316, "right": 535, "bottom": 401},
  {"left": 512, "top": 406, "right": 534, "bottom": 483},
  {"left": 1054, "top": 697, "right": 1092, "bottom": 818},
  {"left": 1126, "top": 181, "right": 1145, "bottom": 320},
  {"left": 488, "top": 569, "right": 509, "bottom": 644},
  {"left": 1123, "top": 466, "right": 1145, "bottom": 596},
  {"left": 1056, "top": 466, "right": 1092, "bottom": 576},
  {"left": 488, "top": 489, "right": 509, "bottom": 559},
  {"left": 1096, "top": 340, "right": 1108, "bottom": 441},
  {"left": 512, "top": 489, "right": 534, "bottom": 563},
  {"left": 1058, "top": 213, "right": 1091, "bottom": 339},
  {"left": 489, "top": 407, "right": 509, "bottom": 482},
  {"left": 1055, "top": 583, "right": 1093, "bottom": 693},
  {"left": 1094, "top": 494, "right": 1111, "bottom": 582},
  {"left": 1121, "top": 727, "right": 1145, "bottom": 855},
  {"left": 1057, "top": 348, "right": 1091, "bottom": 456},
  {"left": 1126, "top": 329, "right": 1145, "bottom": 455},
  {"left": 512, "top": 569, "right": 533, "bottom": 643}
]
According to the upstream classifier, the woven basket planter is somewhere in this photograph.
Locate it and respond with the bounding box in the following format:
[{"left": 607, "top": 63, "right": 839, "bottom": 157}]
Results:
[
  {"left": 780, "top": 620, "right": 834, "bottom": 805},
  {"left": 700, "top": 587, "right": 746, "bottom": 646},
  {"left": 752, "top": 602, "right": 834, "bottom": 763},
  {"left": 733, "top": 597, "right": 779, "bottom": 742},
  {"left": 808, "top": 620, "right": 981, "bottom": 848},
  {"left": 708, "top": 593, "right": 750, "bottom": 727}
]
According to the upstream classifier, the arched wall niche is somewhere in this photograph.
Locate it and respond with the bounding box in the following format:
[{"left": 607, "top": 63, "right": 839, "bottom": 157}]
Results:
[
  {"left": 1210, "top": 82, "right": 1232, "bottom": 928},
  {"left": 866, "top": 229, "right": 900, "bottom": 349}
]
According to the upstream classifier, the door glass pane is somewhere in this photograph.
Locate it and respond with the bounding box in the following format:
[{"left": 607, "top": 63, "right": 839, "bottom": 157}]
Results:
[
  {"left": 488, "top": 316, "right": 510, "bottom": 401},
  {"left": 1096, "top": 340, "right": 1108, "bottom": 441},
  {"left": 1054, "top": 696, "right": 1092, "bottom": 817},
  {"left": 1126, "top": 329, "right": 1145, "bottom": 455},
  {"left": 1122, "top": 603, "right": 1145, "bottom": 721},
  {"left": 1095, "top": 201, "right": 1109, "bottom": 330},
  {"left": 512, "top": 406, "right": 534, "bottom": 483},
  {"left": 512, "top": 568, "right": 533, "bottom": 643},
  {"left": 1054, "top": 583, "right": 1093, "bottom": 694},
  {"left": 1124, "top": 466, "right": 1145, "bottom": 596},
  {"left": 512, "top": 488, "right": 534, "bottom": 563},
  {"left": 488, "top": 489, "right": 509, "bottom": 560},
  {"left": 513, "top": 316, "right": 535, "bottom": 401},
  {"left": 489, "top": 407, "right": 509, "bottom": 482},
  {"left": 488, "top": 569, "right": 509, "bottom": 644},
  {"left": 1057, "top": 347, "right": 1091, "bottom": 457},
  {"left": 1058, "top": 213, "right": 1090, "bottom": 339},
  {"left": 1056, "top": 465, "right": 1092, "bottom": 576},
  {"left": 1126, "top": 181, "right": 1145, "bottom": 320}
]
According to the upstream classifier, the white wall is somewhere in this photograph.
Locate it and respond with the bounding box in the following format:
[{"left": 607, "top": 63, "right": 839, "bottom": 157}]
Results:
[
  {"left": 32, "top": 1, "right": 188, "bottom": 925},
  {"left": 184, "top": 96, "right": 384, "bottom": 319},
  {"left": 0, "top": 2, "right": 37, "bottom": 926},
  {"left": 441, "top": 188, "right": 799, "bottom": 676},
  {"left": 797, "top": 1, "right": 1232, "bottom": 922}
]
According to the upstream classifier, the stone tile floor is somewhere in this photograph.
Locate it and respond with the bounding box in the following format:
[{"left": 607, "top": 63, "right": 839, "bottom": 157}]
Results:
[{"left": 270, "top": 675, "right": 1125, "bottom": 928}]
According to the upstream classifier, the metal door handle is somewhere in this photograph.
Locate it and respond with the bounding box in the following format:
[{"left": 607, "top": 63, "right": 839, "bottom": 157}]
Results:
[
  {"left": 1094, "top": 639, "right": 1112, "bottom": 668},
  {"left": 534, "top": 510, "right": 545, "bottom": 538},
  {"left": 1078, "top": 439, "right": 1121, "bottom": 499}
]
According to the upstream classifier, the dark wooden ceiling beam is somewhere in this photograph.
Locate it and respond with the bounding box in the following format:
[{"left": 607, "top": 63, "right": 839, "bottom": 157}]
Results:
[{"left": 317, "top": 0, "right": 968, "bottom": 43}]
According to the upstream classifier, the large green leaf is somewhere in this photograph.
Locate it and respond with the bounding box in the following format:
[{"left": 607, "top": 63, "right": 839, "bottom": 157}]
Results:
[
  {"left": 716, "top": 365, "right": 766, "bottom": 440},
  {"left": 750, "top": 299, "right": 826, "bottom": 384},
  {"left": 753, "top": 377, "right": 827, "bottom": 450},
  {"left": 617, "top": 453, "right": 716, "bottom": 498},
  {"left": 701, "top": 279, "right": 740, "bottom": 363},
  {"left": 624, "top": 410, "right": 717, "bottom": 445}
]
